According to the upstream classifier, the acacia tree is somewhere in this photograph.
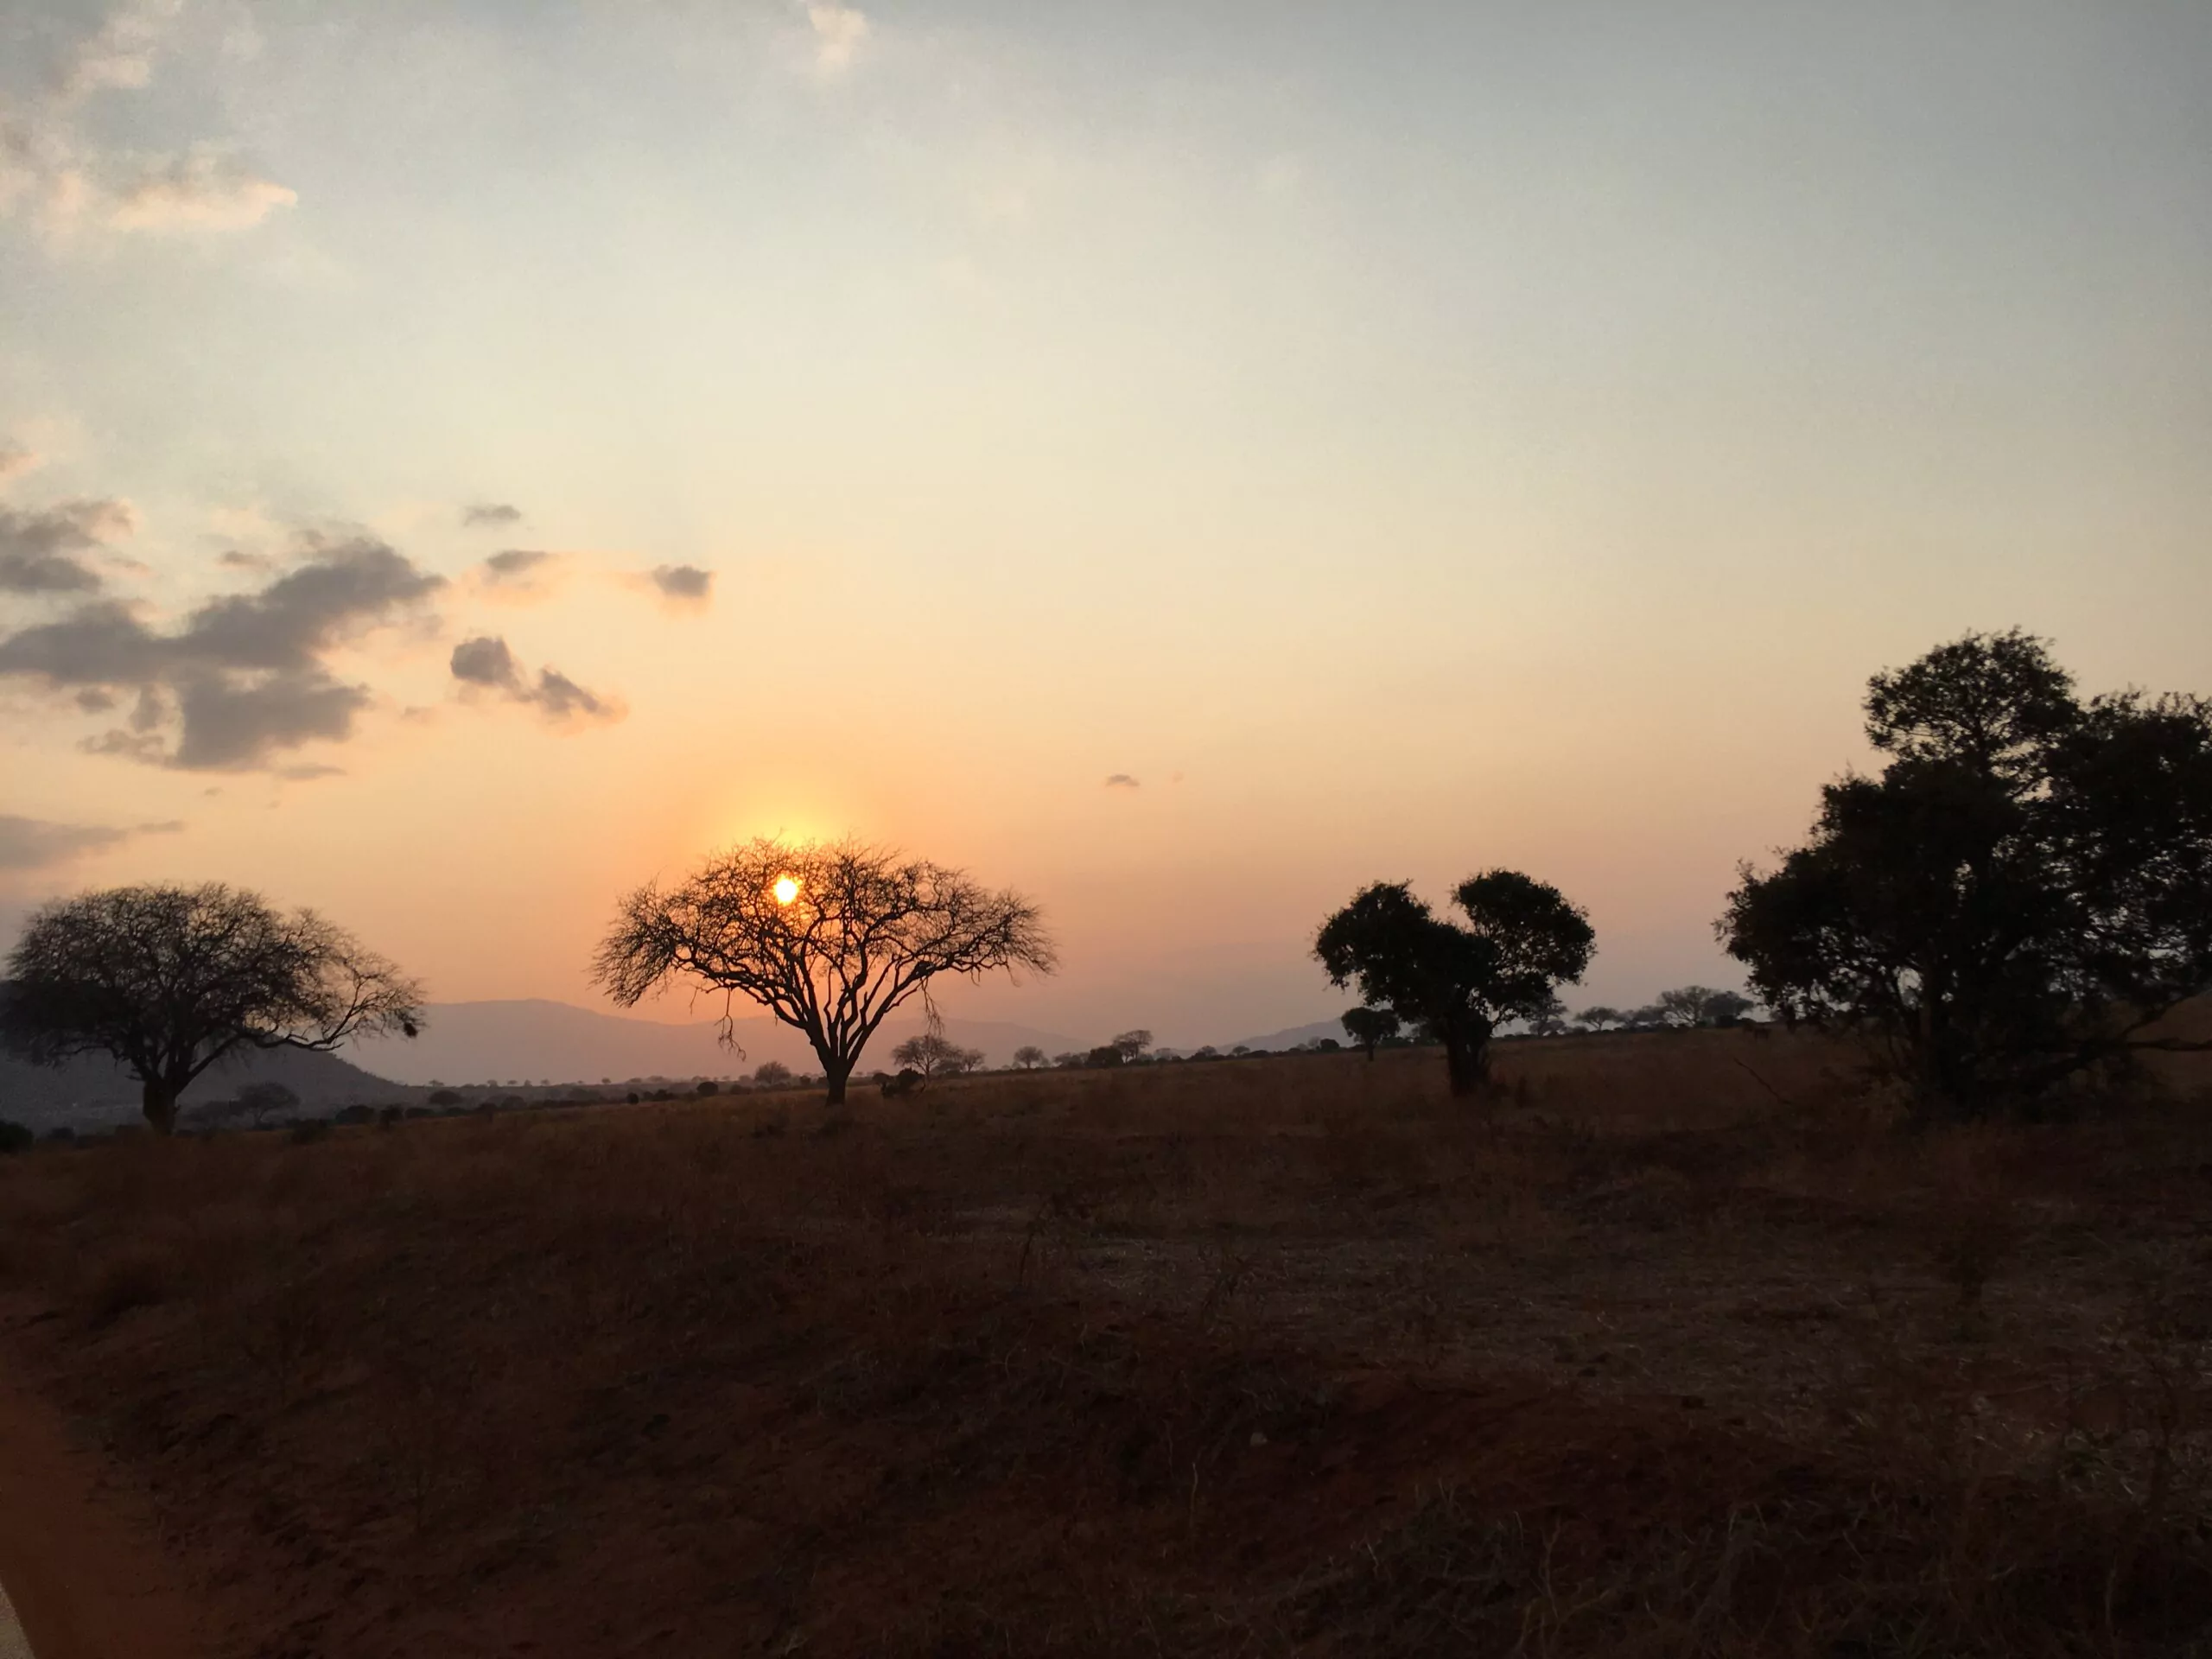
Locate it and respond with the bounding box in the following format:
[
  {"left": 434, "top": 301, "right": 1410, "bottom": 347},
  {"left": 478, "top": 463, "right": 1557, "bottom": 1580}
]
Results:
[
  {"left": 1340, "top": 1004, "right": 1401, "bottom": 1060},
  {"left": 1574, "top": 1006, "right": 1623, "bottom": 1033},
  {"left": 593, "top": 837, "right": 1056, "bottom": 1105},
  {"left": 1316, "top": 870, "right": 1595, "bottom": 1096},
  {"left": 1721, "top": 630, "right": 2212, "bottom": 1119},
  {"left": 1, "top": 883, "right": 423, "bottom": 1135},
  {"left": 891, "top": 1031, "right": 985, "bottom": 1077},
  {"left": 1655, "top": 986, "right": 1758, "bottom": 1029},
  {"left": 1012, "top": 1045, "right": 1049, "bottom": 1071}
]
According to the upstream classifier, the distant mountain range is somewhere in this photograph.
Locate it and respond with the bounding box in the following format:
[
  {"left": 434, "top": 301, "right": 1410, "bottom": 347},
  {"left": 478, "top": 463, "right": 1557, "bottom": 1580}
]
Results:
[
  {"left": 1227, "top": 1018, "right": 1348, "bottom": 1052},
  {"left": 0, "top": 1044, "right": 413, "bottom": 1134},
  {"left": 0, "top": 997, "right": 1356, "bottom": 1131},
  {"left": 348, "top": 1000, "right": 1088, "bottom": 1087}
]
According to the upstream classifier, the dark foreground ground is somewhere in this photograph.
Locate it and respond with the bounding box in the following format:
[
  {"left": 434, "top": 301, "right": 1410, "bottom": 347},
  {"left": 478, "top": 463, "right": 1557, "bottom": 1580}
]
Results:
[{"left": 3, "top": 1030, "right": 2212, "bottom": 1656}]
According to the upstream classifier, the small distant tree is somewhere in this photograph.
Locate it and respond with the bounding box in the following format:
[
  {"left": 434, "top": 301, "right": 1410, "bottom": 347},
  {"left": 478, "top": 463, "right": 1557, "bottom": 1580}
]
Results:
[
  {"left": 0, "top": 883, "right": 423, "bottom": 1135},
  {"left": 1523, "top": 993, "right": 1570, "bottom": 1037},
  {"left": 752, "top": 1060, "right": 794, "bottom": 1086},
  {"left": 1111, "top": 1029, "right": 1154, "bottom": 1063},
  {"left": 428, "top": 1087, "right": 463, "bottom": 1108},
  {"left": 1052, "top": 1051, "right": 1084, "bottom": 1068},
  {"left": 1574, "top": 1006, "right": 1623, "bottom": 1033},
  {"left": 594, "top": 837, "right": 1056, "bottom": 1105},
  {"left": 1340, "top": 1005, "right": 1401, "bottom": 1060},
  {"left": 1012, "top": 1045, "right": 1049, "bottom": 1070},
  {"left": 1655, "top": 987, "right": 1724, "bottom": 1029},
  {"left": 1084, "top": 1044, "right": 1126, "bottom": 1068},
  {"left": 1723, "top": 630, "right": 2212, "bottom": 1117},
  {"left": 1316, "top": 870, "right": 1595, "bottom": 1097},
  {"left": 1624, "top": 1005, "right": 1667, "bottom": 1029},
  {"left": 695, "top": 1078, "right": 719, "bottom": 1096},
  {"left": 891, "top": 1032, "right": 984, "bottom": 1077}
]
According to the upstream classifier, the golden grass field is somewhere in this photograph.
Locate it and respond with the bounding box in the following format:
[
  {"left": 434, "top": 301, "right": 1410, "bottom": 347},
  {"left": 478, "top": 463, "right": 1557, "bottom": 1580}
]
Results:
[{"left": 4, "top": 1028, "right": 2212, "bottom": 1656}]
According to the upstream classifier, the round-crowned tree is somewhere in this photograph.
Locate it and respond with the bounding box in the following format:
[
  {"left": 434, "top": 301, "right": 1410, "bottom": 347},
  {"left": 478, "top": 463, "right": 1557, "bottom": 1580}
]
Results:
[
  {"left": 1316, "top": 870, "right": 1594, "bottom": 1096},
  {"left": 1721, "top": 630, "right": 2212, "bottom": 1119},
  {"left": 593, "top": 837, "right": 1056, "bottom": 1106},
  {"left": 1, "top": 883, "right": 423, "bottom": 1135}
]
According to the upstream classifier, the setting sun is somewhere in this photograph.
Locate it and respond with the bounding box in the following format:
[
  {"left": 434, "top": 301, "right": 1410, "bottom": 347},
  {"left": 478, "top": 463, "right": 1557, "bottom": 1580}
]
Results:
[{"left": 772, "top": 876, "right": 800, "bottom": 906}]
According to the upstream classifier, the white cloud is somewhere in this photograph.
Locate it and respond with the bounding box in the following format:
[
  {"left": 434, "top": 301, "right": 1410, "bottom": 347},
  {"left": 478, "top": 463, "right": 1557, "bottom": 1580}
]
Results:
[
  {"left": 56, "top": 0, "right": 184, "bottom": 105},
  {"left": 104, "top": 146, "right": 296, "bottom": 232},
  {"left": 806, "top": 3, "right": 870, "bottom": 76},
  {"left": 1, "top": 3, "right": 295, "bottom": 249}
]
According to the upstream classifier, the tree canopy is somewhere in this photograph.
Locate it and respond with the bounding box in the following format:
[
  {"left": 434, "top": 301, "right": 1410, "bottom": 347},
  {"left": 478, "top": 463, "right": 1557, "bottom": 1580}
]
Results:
[
  {"left": 1340, "top": 1004, "right": 1402, "bottom": 1059},
  {"left": 1315, "top": 870, "right": 1594, "bottom": 1096},
  {"left": 593, "top": 837, "right": 1055, "bottom": 1105},
  {"left": 1, "top": 883, "right": 422, "bottom": 1135},
  {"left": 1720, "top": 630, "right": 2212, "bottom": 1118}
]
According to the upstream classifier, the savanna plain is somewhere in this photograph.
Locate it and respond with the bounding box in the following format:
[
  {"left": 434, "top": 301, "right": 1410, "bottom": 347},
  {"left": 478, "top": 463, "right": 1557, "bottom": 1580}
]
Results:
[{"left": 5, "top": 1027, "right": 2212, "bottom": 1658}]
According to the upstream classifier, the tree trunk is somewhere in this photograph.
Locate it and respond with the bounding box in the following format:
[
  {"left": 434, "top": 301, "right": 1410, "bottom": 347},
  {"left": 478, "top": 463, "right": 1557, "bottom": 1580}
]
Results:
[
  {"left": 1443, "top": 1033, "right": 1490, "bottom": 1097},
  {"left": 822, "top": 1056, "right": 851, "bottom": 1107},
  {"left": 1361, "top": 1041, "right": 1377, "bottom": 1062},
  {"left": 141, "top": 1076, "right": 181, "bottom": 1136}
]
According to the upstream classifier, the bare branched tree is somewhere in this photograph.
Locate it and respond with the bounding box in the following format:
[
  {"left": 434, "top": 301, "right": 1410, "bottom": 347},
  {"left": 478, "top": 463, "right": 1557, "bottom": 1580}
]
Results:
[
  {"left": 592, "top": 837, "right": 1057, "bottom": 1105},
  {"left": 1, "top": 884, "right": 423, "bottom": 1135}
]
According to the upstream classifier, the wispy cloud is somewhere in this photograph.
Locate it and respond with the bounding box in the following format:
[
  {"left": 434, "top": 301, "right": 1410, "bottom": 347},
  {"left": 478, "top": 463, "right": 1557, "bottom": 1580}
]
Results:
[
  {"left": 0, "top": 498, "right": 135, "bottom": 594},
  {"left": 462, "top": 502, "right": 523, "bottom": 529},
  {"left": 1104, "top": 773, "right": 1140, "bottom": 790},
  {"left": 449, "top": 634, "right": 622, "bottom": 728},
  {"left": 0, "top": 813, "right": 181, "bottom": 873},
  {"left": 0, "top": 3, "right": 294, "bottom": 248},
  {"left": 805, "top": 2, "right": 871, "bottom": 76},
  {"left": 0, "top": 442, "right": 40, "bottom": 486}
]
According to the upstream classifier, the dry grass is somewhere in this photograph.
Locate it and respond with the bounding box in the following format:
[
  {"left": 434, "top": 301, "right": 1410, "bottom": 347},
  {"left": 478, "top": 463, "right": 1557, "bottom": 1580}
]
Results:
[{"left": 2, "top": 1031, "right": 2210, "bottom": 1656}]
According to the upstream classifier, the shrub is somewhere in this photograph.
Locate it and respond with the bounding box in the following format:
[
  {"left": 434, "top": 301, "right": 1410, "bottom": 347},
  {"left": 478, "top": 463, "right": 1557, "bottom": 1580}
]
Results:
[{"left": 0, "top": 1120, "right": 34, "bottom": 1155}]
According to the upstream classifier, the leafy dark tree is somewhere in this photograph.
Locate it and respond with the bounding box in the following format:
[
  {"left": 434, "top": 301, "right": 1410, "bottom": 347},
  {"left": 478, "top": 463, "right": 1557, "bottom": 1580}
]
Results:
[
  {"left": 1721, "top": 630, "right": 2212, "bottom": 1119},
  {"left": 1574, "top": 1006, "right": 1623, "bottom": 1033},
  {"left": 594, "top": 837, "right": 1055, "bottom": 1105},
  {"left": 1110, "top": 1028, "right": 1154, "bottom": 1063},
  {"left": 1, "top": 883, "right": 422, "bottom": 1136},
  {"left": 1653, "top": 987, "right": 1757, "bottom": 1029},
  {"left": 1084, "top": 1044, "right": 1126, "bottom": 1068},
  {"left": 1012, "top": 1045, "right": 1048, "bottom": 1070},
  {"left": 891, "top": 1031, "right": 985, "bottom": 1077},
  {"left": 1340, "top": 1004, "right": 1401, "bottom": 1060},
  {"left": 753, "top": 1060, "right": 794, "bottom": 1085},
  {"left": 1523, "top": 993, "right": 1570, "bottom": 1037},
  {"left": 1315, "top": 870, "right": 1595, "bottom": 1096}
]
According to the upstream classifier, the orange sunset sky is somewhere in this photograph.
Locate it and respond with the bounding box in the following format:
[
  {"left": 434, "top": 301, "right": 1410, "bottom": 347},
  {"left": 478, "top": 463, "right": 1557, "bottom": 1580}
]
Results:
[{"left": 3, "top": 1, "right": 2209, "bottom": 1048}]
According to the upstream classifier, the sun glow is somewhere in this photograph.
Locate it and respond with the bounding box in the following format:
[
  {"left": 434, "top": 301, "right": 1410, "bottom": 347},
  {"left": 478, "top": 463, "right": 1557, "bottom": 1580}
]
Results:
[{"left": 772, "top": 875, "right": 800, "bottom": 906}]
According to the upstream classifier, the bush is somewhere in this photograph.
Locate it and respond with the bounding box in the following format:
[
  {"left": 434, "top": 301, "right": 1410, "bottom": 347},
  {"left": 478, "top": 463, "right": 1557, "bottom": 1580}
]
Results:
[{"left": 0, "top": 1120, "right": 34, "bottom": 1155}]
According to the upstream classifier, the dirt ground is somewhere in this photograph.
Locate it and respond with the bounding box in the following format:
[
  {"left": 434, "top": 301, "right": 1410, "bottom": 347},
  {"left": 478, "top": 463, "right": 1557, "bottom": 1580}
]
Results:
[{"left": 3, "top": 1029, "right": 2212, "bottom": 1656}]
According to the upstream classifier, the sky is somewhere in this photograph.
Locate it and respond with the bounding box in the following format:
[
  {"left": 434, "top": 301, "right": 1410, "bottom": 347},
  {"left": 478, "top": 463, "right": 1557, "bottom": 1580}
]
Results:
[{"left": 2, "top": 0, "right": 2209, "bottom": 1051}]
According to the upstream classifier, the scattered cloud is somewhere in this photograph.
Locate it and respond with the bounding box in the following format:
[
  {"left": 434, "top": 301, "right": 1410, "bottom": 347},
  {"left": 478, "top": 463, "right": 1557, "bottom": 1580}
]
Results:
[
  {"left": 0, "top": 498, "right": 135, "bottom": 594},
  {"left": 805, "top": 2, "right": 870, "bottom": 75},
  {"left": 646, "top": 563, "right": 714, "bottom": 607},
  {"left": 0, "top": 536, "right": 446, "bottom": 771},
  {"left": 56, "top": 0, "right": 181, "bottom": 104},
  {"left": 104, "top": 145, "right": 297, "bottom": 232},
  {"left": 216, "top": 547, "right": 272, "bottom": 571},
  {"left": 485, "top": 549, "right": 551, "bottom": 578},
  {"left": 463, "top": 502, "right": 523, "bottom": 529},
  {"left": 449, "top": 634, "right": 622, "bottom": 728},
  {"left": 1104, "top": 773, "right": 1140, "bottom": 790},
  {"left": 0, "top": 812, "right": 181, "bottom": 873},
  {"left": 0, "top": 442, "right": 39, "bottom": 486},
  {"left": 0, "top": 3, "right": 293, "bottom": 248}
]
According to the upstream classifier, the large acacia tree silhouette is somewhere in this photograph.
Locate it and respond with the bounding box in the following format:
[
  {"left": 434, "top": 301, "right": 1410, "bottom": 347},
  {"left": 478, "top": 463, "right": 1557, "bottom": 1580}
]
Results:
[{"left": 593, "top": 837, "right": 1056, "bottom": 1105}]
